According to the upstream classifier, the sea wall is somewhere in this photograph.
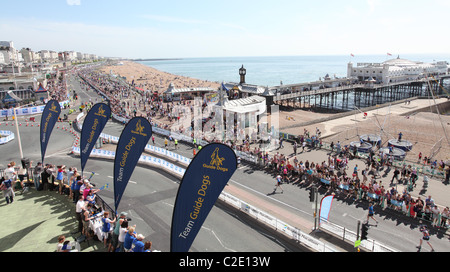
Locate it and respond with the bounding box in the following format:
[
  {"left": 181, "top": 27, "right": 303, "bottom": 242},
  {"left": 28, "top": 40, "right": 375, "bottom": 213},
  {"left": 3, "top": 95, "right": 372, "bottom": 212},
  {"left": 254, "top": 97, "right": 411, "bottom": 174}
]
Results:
[{"left": 400, "top": 98, "right": 450, "bottom": 116}]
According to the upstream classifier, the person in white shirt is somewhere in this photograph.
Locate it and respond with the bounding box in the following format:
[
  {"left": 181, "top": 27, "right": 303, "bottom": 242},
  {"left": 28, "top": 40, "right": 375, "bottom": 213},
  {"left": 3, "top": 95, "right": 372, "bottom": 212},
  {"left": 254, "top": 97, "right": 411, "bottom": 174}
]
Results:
[
  {"left": 75, "top": 196, "right": 85, "bottom": 234},
  {"left": 431, "top": 205, "right": 441, "bottom": 227},
  {"left": 118, "top": 220, "right": 129, "bottom": 252},
  {"left": 4, "top": 163, "right": 16, "bottom": 181}
]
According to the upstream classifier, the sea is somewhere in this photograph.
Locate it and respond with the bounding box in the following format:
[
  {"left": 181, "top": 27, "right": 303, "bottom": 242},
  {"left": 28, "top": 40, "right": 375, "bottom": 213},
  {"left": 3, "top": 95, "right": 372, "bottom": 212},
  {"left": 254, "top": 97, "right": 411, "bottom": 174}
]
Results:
[{"left": 137, "top": 54, "right": 450, "bottom": 87}]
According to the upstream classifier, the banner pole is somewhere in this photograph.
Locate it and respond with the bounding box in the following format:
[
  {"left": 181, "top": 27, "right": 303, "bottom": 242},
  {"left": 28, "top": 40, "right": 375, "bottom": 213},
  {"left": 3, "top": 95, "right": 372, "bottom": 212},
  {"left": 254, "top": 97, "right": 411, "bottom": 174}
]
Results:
[{"left": 13, "top": 107, "right": 23, "bottom": 159}]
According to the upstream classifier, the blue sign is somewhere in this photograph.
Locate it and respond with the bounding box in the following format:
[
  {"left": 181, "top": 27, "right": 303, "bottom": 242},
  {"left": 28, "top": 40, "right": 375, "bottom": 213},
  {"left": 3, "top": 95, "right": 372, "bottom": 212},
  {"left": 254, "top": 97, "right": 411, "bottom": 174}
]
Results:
[
  {"left": 170, "top": 143, "right": 237, "bottom": 252},
  {"left": 113, "top": 117, "right": 152, "bottom": 212},
  {"left": 319, "top": 195, "right": 334, "bottom": 224},
  {"left": 40, "top": 100, "right": 61, "bottom": 164},
  {"left": 80, "top": 103, "right": 111, "bottom": 174}
]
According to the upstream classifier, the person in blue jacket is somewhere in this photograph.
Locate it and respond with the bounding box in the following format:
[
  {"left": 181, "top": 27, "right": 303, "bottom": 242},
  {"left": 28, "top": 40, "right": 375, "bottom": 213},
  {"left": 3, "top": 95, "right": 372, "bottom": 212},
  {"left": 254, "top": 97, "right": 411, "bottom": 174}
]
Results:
[
  {"left": 72, "top": 176, "right": 83, "bottom": 203},
  {"left": 124, "top": 225, "right": 137, "bottom": 252},
  {"left": 131, "top": 234, "right": 145, "bottom": 252}
]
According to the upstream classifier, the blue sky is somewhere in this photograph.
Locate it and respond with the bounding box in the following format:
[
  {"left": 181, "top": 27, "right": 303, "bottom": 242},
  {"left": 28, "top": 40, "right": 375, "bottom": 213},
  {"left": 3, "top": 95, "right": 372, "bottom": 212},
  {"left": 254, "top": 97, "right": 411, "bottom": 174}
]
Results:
[{"left": 1, "top": 0, "right": 449, "bottom": 59}]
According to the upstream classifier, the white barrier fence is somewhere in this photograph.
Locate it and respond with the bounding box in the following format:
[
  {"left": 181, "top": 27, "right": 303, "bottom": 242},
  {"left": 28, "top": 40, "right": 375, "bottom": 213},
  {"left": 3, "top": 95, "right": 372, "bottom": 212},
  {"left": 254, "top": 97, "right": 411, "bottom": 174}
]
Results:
[
  {"left": 99, "top": 133, "right": 192, "bottom": 167},
  {"left": 219, "top": 191, "right": 340, "bottom": 252},
  {"left": 71, "top": 146, "right": 186, "bottom": 179},
  {"left": 0, "top": 130, "right": 15, "bottom": 145},
  {"left": 319, "top": 220, "right": 399, "bottom": 252},
  {"left": 0, "top": 100, "right": 71, "bottom": 118}
]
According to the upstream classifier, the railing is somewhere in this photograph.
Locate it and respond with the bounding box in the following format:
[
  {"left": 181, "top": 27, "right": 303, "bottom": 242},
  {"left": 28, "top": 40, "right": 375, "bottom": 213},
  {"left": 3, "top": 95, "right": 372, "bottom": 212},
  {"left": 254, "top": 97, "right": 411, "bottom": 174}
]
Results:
[
  {"left": 274, "top": 84, "right": 365, "bottom": 102},
  {"left": 319, "top": 220, "right": 399, "bottom": 252},
  {"left": 219, "top": 191, "right": 339, "bottom": 252}
]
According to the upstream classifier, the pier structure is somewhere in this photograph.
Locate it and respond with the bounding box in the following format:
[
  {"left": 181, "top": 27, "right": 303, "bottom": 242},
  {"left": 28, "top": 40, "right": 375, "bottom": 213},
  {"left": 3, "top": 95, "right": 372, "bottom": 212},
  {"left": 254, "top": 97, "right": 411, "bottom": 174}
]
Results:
[{"left": 271, "top": 75, "right": 449, "bottom": 111}]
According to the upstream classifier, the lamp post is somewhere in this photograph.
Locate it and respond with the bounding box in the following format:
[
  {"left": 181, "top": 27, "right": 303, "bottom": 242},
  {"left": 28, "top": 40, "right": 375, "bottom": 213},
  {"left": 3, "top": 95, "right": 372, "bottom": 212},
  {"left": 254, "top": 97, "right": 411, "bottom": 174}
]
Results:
[{"left": 13, "top": 104, "right": 27, "bottom": 159}]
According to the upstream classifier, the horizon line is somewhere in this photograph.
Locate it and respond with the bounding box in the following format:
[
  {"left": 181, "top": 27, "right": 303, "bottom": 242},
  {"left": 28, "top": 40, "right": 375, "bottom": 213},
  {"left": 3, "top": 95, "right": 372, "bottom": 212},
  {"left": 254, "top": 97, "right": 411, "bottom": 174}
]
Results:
[{"left": 127, "top": 53, "right": 450, "bottom": 61}]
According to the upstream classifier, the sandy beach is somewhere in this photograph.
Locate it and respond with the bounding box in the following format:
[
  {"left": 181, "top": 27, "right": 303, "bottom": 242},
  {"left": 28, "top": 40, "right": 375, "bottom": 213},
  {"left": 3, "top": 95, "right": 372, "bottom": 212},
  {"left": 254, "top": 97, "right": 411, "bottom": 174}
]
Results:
[
  {"left": 98, "top": 61, "right": 220, "bottom": 94},
  {"left": 96, "top": 61, "right": 450, "bottom": 163}
]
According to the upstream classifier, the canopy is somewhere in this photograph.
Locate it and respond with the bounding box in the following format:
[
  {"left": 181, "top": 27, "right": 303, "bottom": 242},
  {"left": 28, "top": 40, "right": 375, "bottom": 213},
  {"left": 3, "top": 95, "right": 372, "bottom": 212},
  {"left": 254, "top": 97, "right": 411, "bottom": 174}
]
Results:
[{"left": 35, "top": 83, "right": 47, "bottom": 93}]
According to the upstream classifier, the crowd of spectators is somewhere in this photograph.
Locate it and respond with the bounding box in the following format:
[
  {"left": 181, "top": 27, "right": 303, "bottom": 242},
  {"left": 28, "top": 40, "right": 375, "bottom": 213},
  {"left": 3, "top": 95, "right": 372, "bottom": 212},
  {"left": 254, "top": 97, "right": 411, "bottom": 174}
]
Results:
[
  {"left": 76, "top": 67, "right": 182, "bottom": 130},
  {"left": 243, "top": 127, "right": 450, "bottom": 229},
  {"left": 61, "top": 164, "right": 155, "bottom": 252},
  {"left": 1, "top": 158, "right": 155, "bottom": 252},
  {"left": 46, "top": 74, "right": 69, "bottom": 102}
]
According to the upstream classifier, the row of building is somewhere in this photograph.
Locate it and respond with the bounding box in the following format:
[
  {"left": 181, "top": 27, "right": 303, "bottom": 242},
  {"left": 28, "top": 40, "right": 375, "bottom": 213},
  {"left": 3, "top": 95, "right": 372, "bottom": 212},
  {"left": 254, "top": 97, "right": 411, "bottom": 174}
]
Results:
[
  {"left": 0, "top": 41, "right": 100, "bottom": 65},
  {"left": 0, "top": 40, "right": 106, "bottom": 107}
]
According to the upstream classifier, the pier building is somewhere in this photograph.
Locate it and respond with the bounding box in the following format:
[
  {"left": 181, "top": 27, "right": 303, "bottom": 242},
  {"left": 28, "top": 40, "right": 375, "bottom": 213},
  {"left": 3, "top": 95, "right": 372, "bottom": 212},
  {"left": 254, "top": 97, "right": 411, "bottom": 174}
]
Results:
[
  {"left": 347, "top": 56, "right": 449, "bottom": 84},
  {"left": 268, "top": 57, "right": 450, "bottom": 111}
]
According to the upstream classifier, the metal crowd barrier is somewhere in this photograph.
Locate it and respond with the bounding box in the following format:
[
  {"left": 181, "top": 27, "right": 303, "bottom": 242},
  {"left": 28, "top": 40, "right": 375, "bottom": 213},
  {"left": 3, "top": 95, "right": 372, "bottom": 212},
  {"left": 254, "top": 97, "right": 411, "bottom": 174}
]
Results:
[
  {"left": 319, "top": 220, "right": 399, "bottom": 252},
  {"left": 218, "top": 191, "right": 339, "bottom": 252}
]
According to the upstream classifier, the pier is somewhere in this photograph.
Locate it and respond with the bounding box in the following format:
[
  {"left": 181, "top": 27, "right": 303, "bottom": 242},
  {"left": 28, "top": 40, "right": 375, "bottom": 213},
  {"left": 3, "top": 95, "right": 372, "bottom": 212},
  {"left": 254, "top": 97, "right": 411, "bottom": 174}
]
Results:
[{"left": 271, "top": 75, "right": 450, "bottom": 111}]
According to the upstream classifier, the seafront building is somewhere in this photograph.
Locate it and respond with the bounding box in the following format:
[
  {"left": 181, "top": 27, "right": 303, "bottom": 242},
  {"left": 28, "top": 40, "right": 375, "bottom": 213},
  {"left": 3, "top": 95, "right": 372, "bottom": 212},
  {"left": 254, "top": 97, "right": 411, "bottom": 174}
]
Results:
[
  {"left": 347, "top": 56, "right": 449, "bottom": 84},
  {"left": 0, "top": 40, "right": 103, "bottom": 107}
]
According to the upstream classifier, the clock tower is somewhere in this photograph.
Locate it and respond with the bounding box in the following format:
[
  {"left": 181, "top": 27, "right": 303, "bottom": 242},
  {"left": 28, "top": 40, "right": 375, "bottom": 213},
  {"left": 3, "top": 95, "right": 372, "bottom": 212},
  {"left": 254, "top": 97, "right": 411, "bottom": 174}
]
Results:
[{"left": 239, "top": 65, "right": 246, "bottom": 84}]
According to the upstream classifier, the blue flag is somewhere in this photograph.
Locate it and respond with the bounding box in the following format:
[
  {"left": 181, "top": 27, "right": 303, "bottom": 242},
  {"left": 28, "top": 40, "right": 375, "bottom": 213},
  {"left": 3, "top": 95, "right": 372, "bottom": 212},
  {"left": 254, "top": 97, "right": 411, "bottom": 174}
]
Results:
[
  {"left": 40, "top": 99, "right": 61, "bottom": 164},
  {"left": 80, "top": 103, "right": 111, "bottom": 174},
  {"left": 171, "top": 143, "right": 237, "bottom": 252},
  {"left": 319, "top": 195, "right": 334, "bottom": 225},
  {"left": 113, "top": 117, "right": 152, "bottom": 212},
  {"left": 221, "top": 82, "right": 230, "bottom": 96}
]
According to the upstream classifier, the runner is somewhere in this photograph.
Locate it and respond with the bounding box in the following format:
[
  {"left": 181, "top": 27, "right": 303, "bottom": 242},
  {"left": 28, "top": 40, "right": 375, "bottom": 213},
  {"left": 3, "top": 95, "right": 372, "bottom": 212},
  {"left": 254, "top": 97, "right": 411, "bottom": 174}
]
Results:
[
  {"left": 416, "top": 221, "right": 435, "bottom": 252},
  {"left": 273, "top": 174, "right": 284, "bottom": 194},
  {"left": 366, "top": 202, "right": 378, "bottom": 225}
]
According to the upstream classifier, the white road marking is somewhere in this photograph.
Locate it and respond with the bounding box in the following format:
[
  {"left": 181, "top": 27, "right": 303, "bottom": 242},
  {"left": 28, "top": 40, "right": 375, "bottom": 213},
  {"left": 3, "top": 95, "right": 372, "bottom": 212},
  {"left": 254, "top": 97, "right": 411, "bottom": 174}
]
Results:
[{"left": 229, "top": 178, "right": 312, "bottom": 217}]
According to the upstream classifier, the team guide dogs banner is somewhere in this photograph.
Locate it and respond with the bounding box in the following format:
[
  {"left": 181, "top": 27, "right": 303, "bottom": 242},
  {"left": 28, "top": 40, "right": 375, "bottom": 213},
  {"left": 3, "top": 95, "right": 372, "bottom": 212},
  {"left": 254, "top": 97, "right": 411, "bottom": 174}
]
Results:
[
  {"left": 171, "top": 143, "right": 237, "bottom": 252},
  {"left": 40, "top": 99, "right": 61, "bottom": 164},
  {"left": 113, "top": 117, "right": 152, "bottom": 211},
  {"left": 80, "top": 103, "right": 111, "bottom": 174}
]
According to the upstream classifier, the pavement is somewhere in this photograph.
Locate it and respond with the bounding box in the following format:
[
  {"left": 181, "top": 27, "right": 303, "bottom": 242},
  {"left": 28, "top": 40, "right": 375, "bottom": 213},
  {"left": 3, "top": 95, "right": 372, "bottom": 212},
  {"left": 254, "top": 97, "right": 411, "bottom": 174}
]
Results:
[
  {"left": 0, "top": 187, "right": 106, "bottom": 252},
  {"left": 1, "top": 97, "right": 449, "bottom": 252}
]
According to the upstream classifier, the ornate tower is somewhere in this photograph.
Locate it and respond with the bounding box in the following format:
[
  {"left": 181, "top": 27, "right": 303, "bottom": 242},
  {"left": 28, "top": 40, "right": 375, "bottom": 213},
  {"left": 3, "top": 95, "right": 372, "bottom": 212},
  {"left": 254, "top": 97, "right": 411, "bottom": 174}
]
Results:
[{"left": 239, "top": 65, "right": 246, "bottom": 84}]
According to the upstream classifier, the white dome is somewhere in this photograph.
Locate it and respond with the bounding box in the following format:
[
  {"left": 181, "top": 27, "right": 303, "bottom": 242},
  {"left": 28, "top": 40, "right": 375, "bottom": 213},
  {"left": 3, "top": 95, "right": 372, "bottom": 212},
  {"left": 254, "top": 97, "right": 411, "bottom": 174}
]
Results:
[{"left": 383, "top": 57, "right": 420, "bottom": 67}]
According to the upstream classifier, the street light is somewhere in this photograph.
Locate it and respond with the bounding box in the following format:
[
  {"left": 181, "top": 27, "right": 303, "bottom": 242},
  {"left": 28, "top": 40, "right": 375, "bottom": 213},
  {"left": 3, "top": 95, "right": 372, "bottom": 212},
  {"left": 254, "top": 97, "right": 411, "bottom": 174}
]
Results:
[
  {"left": 10, "top": 100, "right": 35, "bottom": 160},
  {"left": 12, "top": 103, "right": 31, "bottom": 160}
]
